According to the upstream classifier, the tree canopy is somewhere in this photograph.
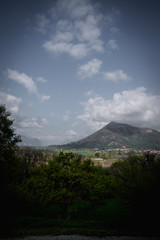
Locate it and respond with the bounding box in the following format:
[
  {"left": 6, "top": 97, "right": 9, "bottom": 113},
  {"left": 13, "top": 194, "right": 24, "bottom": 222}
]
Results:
[
  {"left": 0, "top": 104, "right": 21, "bottom": 189},
  {"left": 0, "top": 104, "right": 21, "bottom": 152}
]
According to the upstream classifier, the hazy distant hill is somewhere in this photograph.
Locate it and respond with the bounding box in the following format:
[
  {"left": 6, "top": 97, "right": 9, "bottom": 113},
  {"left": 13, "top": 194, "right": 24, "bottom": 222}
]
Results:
[
  {"left": 19, "top": 135, "right": 42, "bottom": 147},
  {"left": 49, "top": 122, "right": 160, "bottom": 150}
]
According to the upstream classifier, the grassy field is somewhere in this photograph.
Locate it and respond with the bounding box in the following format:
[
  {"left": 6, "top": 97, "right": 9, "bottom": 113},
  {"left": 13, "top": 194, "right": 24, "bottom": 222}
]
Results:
[{"left": 54, "top": 149, "right": 96, "bottom": 158}]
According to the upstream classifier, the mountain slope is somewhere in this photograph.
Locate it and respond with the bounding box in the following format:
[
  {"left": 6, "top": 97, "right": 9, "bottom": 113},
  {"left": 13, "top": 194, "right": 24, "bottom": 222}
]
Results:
[
  {"left": 49, "top": 122, "right": 160, "bottom": 150},
  {"left": 19, "top": 135, "right": 42, "bottom": 147}
]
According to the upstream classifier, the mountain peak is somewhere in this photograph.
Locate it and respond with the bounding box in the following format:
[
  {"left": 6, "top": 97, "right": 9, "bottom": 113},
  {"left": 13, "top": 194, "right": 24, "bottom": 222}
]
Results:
[
  {"left": 106, "top": 121, "right": 125, "bottom": 128},
  {"left": 105, "top": 122, "right": 140, "bottom": 137},
  {"left": 49, "top": 122, "right": 160, "bottom": 150},
  {"left": 106, "top": 121, "right": 130, "bottom": 127}
]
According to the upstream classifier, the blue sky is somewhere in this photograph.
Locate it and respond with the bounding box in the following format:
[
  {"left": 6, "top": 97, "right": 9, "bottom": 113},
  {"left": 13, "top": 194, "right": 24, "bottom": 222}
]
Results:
[{"left": 0, "top": 0, "right": 160, "bottom": 145}]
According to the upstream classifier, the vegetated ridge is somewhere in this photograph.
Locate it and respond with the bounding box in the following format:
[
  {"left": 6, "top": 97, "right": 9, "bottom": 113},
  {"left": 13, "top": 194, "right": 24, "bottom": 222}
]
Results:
[{"left": 49, "top": 122, "right": 160, "bottom": 150}]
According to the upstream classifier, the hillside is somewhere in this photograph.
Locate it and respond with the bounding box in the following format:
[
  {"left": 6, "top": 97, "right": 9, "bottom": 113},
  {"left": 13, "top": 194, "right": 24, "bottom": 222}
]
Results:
[
  {"left": 49, "top": 122, "right": 160, "bottom": 150},
  {"left": 18, "top": 135, "right": 42, "bottom": 147}
]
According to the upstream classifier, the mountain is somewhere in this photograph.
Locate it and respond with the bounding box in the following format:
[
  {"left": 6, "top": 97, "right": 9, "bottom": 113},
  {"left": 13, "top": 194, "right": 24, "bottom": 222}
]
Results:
[
  {"left": 49, "top": 122, "right": 160, "bottom": 150},
  {"left": 19, "top": 135, "right": 42, "bottom": 147}
]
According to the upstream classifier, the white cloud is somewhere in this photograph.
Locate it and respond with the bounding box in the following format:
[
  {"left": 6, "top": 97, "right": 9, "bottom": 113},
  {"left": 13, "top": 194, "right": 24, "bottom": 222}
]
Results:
[
  {"left": 66, "top": 129, "right": 77, "bottom": 138},
  {"left": 0, "top": 91, "right": 49, "bottom": 136},
  {"left": 85, "top": 90, "right": 95, "bottom": 96},
  {"left": 14, "top": 115, "right": 48, "bottom": 129},
  {"left": 56, "top": 0, "right": 93, "bottom": 19},
  {"left": 77, "top": 62, "right": 131, "bottom": 84},
  {"left": 37, "top": 135, "right": 63, "bottom": 145},
  {"left": 78, "top": 58, "right": 102, "bottom": 79},
  {"left": 63, "top": 111, "right": 71, "bottom": 121},
  {"left": 0, "top": 91, "right": 22, "bottom": 114},
  {"left": 35, "top": 14, "right": 50, "bottom": 34},
  {"left": 7, "top": 69, "right": 38, "bottom": 95},
  {"left": 74, "top": 15, "right": 103, "bottom": 51},
  {"left": 77, "top": 87, "right": 160, "bottom": 131},
  {"left": 44, "top": 41, "right": 89, "bottom": 58},
  {"left": 54, "top": 31, "right": 74, "bottom": 43},
  {"left": 37, "top": 129, "right": 77, "bottom": 145},
  {"left": 40, "top": 95, "right": 51, "bottom": 102},
  {"left": 103, "top": 69, "right": 132, "bottom": 83},
  {"left": 36, "top": 76, "right": 48, "bottom": 83},
  {"left": 7, "top": 69, "right": 50, "bottom": 102},
  {"left": 110, "top": 27, "right": 119, "bottom": 33},
  {"left": 43, "top": 0, "right": 104, "bottom": 58},
  {"left": 107, "top": 39, "right": 118, "bottom": 50}
]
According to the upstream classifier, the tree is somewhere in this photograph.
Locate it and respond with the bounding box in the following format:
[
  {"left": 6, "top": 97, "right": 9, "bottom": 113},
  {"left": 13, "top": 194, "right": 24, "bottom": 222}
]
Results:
[
  {"left": 19, "top": 152, "right": 111, "bottom": 219},
  {"left": 0, "top": 105, "right": 22, "bottom": 229},
  {"left": 0, "top": 104, "right": 21, "bottom": 152},
  {"left": 95, "top": 152, "right": 100, "bottom": 158},
  {"left": 0, "top": 104, "right": 21, "bottom": 187}
]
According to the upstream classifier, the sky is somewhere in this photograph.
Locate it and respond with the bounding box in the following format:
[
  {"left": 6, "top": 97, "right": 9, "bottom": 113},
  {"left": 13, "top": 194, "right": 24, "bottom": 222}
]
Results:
[{"left": 0, "top": 0, "right": 160, "bottom": 145}]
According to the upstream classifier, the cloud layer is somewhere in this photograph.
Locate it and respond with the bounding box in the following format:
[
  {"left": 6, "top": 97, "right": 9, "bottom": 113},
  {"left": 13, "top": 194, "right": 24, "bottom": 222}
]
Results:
[
  {"left": 43, "top": 0, "right": 104, "bottom": 58},
  {"left": 77, "top": 87, "right": 160, "bottom": 131},
  {"left": 0, "top": 91, "right": 48, "bottom": 136},
  {"left": 0, "top": 91, "right": 22, "bottom": 114},
  {"left": 14, "top": 115, "right": 48, "bottom": 129},
  {"left": 7, "top": 69, "right": 50, "bottom": 102},
  {"left": 37, "top": 129, "right": 78, "bottom": 145},
  {"left": 78, "top": 58, "right": 102, "bottom": 79},
  {"left": 77, "top": 58, "right": 131, "bottom": 83},
  {"left": 107, "top": 39, "right": 118, "bottom": 51},
  {"left": 103, "top": 69, "right": 132, "bottom": 82}
]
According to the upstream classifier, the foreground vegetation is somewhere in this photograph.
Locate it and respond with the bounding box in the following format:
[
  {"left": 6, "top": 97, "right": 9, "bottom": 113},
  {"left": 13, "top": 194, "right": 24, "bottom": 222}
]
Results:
[
  {"left": 2, "top": 149, "right": 160, "bottom": 237},
  {"left": 1, "top": 104, "right": 160, "bottom": 238}
]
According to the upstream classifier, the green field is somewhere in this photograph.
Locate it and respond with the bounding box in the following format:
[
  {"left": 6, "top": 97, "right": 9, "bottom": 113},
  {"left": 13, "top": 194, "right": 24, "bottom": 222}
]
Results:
[{"left": 54, "top": 149, "right": 96, "bottom": 157}]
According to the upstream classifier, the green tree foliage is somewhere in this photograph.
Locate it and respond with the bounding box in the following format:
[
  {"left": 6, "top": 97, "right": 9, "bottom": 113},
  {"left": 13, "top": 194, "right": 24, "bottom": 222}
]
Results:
[
  {"left": 111, "top": 153, "right": 160, "bottom": 225},
  {"left": 0, "top": 105, "right": 22, "bottom": 230},
  {"left": 20, "top": 150, "right": 160, "bottom": 218},
  {"left": 111, "top": 153, "right": 160, "bottom": 199},
  {"left": 0, "top": 105, "right": 21, "bottom": 188},
  {"left": 0, "top": 104, "right": 21, "bottom": 152},
  {"left": 19, "top": 152, "right": 111, "bottom": 218}
]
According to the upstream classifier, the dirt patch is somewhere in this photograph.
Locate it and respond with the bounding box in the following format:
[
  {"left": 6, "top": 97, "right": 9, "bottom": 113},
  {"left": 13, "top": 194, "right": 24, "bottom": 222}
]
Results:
[{"left": 93, "top": 159, "right": 115, "bottom": 167}]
